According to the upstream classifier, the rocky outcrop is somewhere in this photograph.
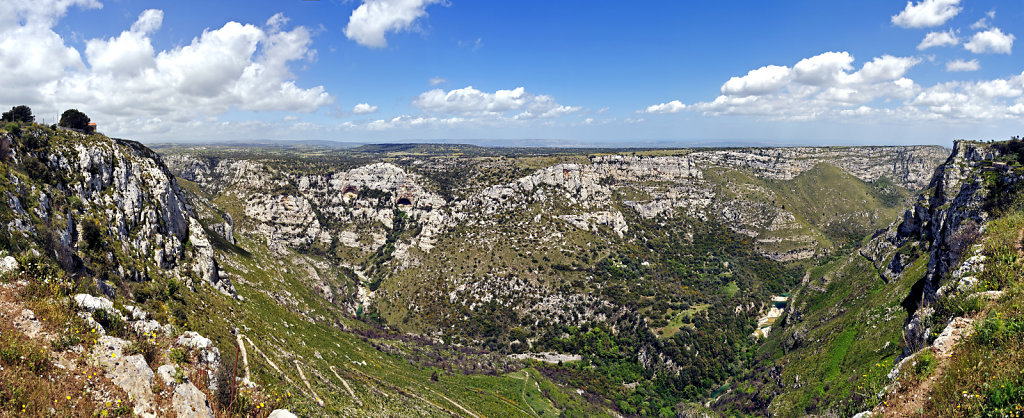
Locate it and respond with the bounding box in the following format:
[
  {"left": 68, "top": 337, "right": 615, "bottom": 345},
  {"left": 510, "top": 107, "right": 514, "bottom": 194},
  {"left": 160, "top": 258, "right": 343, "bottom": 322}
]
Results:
[
  {"left": 91, "top": 336, "right": 157, "bottom": 417},
  {"left": 860, "top": 141, "right": 1008, "bottom": 355},
  {"left": 172, "top": 382, "right": 215, "bottom": 418},
  {"left": 1, "top": 129, "right": 234, "bottom": 297},
  {"left": 72, "top": 293, "right": 219, "bottom": 417}
]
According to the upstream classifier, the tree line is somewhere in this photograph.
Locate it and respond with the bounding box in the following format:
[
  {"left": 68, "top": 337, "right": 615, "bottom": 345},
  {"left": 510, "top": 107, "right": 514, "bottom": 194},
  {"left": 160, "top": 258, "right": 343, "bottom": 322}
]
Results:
[{"left": 2, "top": 105, "right": 95, "bottom": 133}]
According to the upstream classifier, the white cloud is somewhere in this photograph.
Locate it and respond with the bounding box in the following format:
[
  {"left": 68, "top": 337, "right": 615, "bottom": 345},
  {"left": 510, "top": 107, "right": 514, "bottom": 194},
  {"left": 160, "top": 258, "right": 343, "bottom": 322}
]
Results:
[
  {"left": 907, "top": 73, "right": 1024, "bottom": 120},
  {"left": 918, "top": 30, "right": 958, "bottom": 50},
  {"left": 945, "top": 59, "right": 980, "bottom": 72},
  {"left": 642, "top": 100, "right": 686, "bottom": 114},
  {"left": 964, "top": 28, "right": 1015, "bottom": 54},
  {"left": 412, "top": 86, "right": 578, "bottom": 120},
  {"left": 355, "top": 85, "right": 579, "bottom": 130},
  {"left": 352, "top": 102, "right": 379, "bottom": 114},
  {"left": 0, "top": 3, "right": 334, "bottom": 138},
  {"left": 0, "top": 0, "right": 100, "bottom": 102},
  {"left": 428, "top": 77, "right": 446, "bottom": 86},
  {"left": 85, "top": 10, "right": 160, "bottom": 76},
  {"left": 674, "top": 51, "right": 923, "bottom": 120},
  {"left": 130, "top": 9, "right": 163, "bottom": 34},
  {"left": 971, "top": 10, "right": 996, "bottom": 29},
  {"left": 344, "top": 0, "right": 442, "bottom": 48},
  {"left": 721, "top": 65, "right": 790, "bottom": 96},
  {"left": 671, "top": 49, "right": 1024, "bottom": 123},
  {"left": 792, "top": 51, "right": 855, "bottom": 85},
  {"left": 414, "top": 86, "right": 527, "bottom": 114},
  {"left": 892, "top": 0, "right": 962, "bottom": 28},
  {"left": 515, "top": 94, "right": 580, "bottom": 119}
]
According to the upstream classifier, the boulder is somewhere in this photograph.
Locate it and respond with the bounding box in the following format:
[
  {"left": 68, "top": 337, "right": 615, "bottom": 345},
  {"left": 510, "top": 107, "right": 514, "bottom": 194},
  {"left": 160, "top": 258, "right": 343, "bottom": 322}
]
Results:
[
  {"left": 0, "top": 255, "right": 18, "bottom": 275},
  {"left": 74, "top": 293, "right": 114, "bottom": 312},
  {"left": 172, "top": 382, "right": 215, "bottom": 418}
]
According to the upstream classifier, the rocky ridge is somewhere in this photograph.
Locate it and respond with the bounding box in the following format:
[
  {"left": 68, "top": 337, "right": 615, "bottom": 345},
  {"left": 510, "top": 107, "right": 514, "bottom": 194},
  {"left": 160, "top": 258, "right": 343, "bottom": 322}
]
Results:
[
  {"left": 166, "top": 145, "right": 946, "bottom": 265},
  {"left": 859, "top": 141, "right": 1012, "bottom": 354},
  {"left": 1, "top": 128, "right": 235, "bottom": 297}
]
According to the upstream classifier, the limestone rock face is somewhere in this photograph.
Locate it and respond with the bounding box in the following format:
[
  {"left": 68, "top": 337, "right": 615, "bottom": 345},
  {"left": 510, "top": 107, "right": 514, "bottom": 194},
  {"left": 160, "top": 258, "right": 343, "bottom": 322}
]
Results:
[
  {"left": 167, "top": 146, "right": 946, "bottom": 265},
  {"left": 172, "top": 382, "right": 216, "bottom": 418},
  {"left": 1, "top": 130, "right": 235, "bottom": 297},
  {"left": 91, "top": 336, "right": 156, "bottom": 418},
  {"left": 74, "top": 293, "right": 115, "bottom": 312},
  {"left": 857, "top": 141, "right": 1005, "bottom": 355}
]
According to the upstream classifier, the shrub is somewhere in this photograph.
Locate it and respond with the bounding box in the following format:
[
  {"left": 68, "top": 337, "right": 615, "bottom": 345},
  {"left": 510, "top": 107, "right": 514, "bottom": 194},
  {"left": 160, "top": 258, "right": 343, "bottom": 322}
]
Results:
[
  {"left": 914, "top": 350, "right": 934, "bottom": 377},
  {"left": 168, "top": 347, "right": 189, "bottom": 364},
  {"left": 3, "top": 122, "right": 19, "bottom": 136},
  {"left": 985, "top": 379, "right": 1024, "bottom": 413},
  {"left": 93, "top": 309, "right": 128, "bottom": 338}
]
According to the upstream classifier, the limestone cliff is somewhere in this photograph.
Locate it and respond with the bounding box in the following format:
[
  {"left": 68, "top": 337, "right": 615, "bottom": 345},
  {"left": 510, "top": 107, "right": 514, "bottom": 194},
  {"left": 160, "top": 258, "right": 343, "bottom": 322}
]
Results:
[
  {"left": 0, "top": 126, "right": 234, "bottom": 296},
  {"left": 166, "top": 145, "right": 947, "bottom": 265},
  {"left": 861, "top": 141, "right": 1014, "bottom": 354}
]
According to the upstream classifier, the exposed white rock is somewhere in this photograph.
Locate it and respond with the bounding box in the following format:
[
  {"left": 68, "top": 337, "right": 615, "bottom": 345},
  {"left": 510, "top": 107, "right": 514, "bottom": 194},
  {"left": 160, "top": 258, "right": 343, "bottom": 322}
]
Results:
[
  {"left": 91, "top": 336, "right": 156, "bottom": 418},
  {"left": 177, "top": 331, "right": 222, "bottom": 369},
  {"left": 172, "top": 382, "right": 215, "bottom": 418},
  {"left": 74, "top": 293, "right": 114, "bottom": 312},
  {"left": 157, "top": 364, "right": 179, "bottom": 386},
  {"left": 0, "top": 256, "right": 17, "bottom": 275},
  {"left": 268, "top": 410, "right": 299, "bottom": 418},
  {"left": 13, "top": 309, "right": 45, "bottom": 340}
]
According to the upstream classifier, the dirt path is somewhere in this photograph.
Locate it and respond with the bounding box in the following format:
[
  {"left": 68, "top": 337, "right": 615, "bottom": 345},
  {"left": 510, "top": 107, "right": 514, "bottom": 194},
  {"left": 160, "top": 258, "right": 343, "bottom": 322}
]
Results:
[
  {"left": 328, "top": 365, "right": 362, "bottom": 406},
  {"left": 235, "top": 331, "right": 251, "bottom": 384},
  {"left": 429, "top": 386, "right": 481, "bottom": 418},
  {"left": 294, "top": 359, "right": 325, "bottom": 406},
  {"left": 882, "top": 316, "right": 975, "bottom": 416},
  {"left": 519, "top": 372, "right": 540, "bottom": 417}
]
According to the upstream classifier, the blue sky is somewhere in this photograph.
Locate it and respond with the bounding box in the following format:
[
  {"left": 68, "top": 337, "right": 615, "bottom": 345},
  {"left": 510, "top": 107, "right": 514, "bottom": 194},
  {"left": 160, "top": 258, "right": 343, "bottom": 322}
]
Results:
[{"left": 1, "top": 0, "right": 1022, "bottom": 146}]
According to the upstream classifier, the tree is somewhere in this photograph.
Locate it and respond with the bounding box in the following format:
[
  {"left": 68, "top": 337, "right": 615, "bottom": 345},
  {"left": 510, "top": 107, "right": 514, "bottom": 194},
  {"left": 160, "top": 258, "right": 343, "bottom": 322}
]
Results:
[
  {"left": 59, "top": 109, "right": 91, "bottom": 131},
  {"left": 1, "top": 105, "right": 34, "bottom": 123}
]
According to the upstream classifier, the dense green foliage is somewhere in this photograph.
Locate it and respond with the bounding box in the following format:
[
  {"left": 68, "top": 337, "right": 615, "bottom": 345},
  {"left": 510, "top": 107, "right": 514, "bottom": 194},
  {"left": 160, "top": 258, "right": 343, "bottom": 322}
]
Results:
[
  {"left": 58, "top": 109, "right": 91, "bottom": 131},
  {"left": 1, "top": 105, "right": 33, "bottom": 123}
]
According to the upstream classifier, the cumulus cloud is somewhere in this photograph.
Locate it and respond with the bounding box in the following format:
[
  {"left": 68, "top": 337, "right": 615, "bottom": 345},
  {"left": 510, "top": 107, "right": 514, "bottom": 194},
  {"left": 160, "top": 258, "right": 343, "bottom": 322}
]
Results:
[
  {"left": 352, "top": 103, "right": 379, "bottom": 114},
  {"left": 642, "top": 100, "right": 687, "bottom": 114},
  {"left": 945, "top": 59, "right": 980, "bottom": 72},
  {"left": 344, "top": 0, "right": 443, "bottom": 48},
  {"left": 658, "top": 49, "right": 1024, "bottom": 123},
  {"left": 0, "top": 2, "right": 333, "bottom": 138},
  {"left": 721, "top": 65, "right": 790, "bottom": 97},
  {"left": 892, "top": 0, "right": 962, "bottom": 28},
  {"left": 918, "top": 30, "right": 959, "bottom": 50},
  {"left": 0, "top": 0, "right": 100, "bottom": 102},
  {"left": 907, "top": 74, "right": 1024, "bottom": 120},
  {"left": 669, "top": 51, "right": 922, "bottom": 120},
  {"left": 428, "top": 77, "right": 446, "bottom": 86},
  {"left": 412, "top": 86, "right": 578, "bottom": 119},
  {"left": 964, "top": 28, "right": 1015, "bottom": 54}
]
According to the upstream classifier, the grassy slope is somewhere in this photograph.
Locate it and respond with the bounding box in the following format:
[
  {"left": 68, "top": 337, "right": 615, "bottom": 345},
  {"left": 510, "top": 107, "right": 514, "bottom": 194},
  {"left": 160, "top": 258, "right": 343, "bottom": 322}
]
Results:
[
  {"left": 919, "top": 209, "right": 1024, "bottom": 416},
  {"left": 720, "top": 243, "right": 929, "bottom": 416},
  {"left": 705, "top": 163, "right": 911, "bottom": 255},
  {"left": 175, "top": 187, "right": 613, "bottom": 416},
  {"left": 162, "top": 147, "right": 928, "bottom": 416}
]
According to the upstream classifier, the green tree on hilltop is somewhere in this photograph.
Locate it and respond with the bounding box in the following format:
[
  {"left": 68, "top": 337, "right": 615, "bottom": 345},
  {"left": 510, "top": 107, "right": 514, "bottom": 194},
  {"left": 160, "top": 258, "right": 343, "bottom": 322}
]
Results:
[
  {"left": 1, "top": 105, "right": 34, "bottom": 123},
  {"left": 59, "top": 109, "right": 91, "bottom": 132}
]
